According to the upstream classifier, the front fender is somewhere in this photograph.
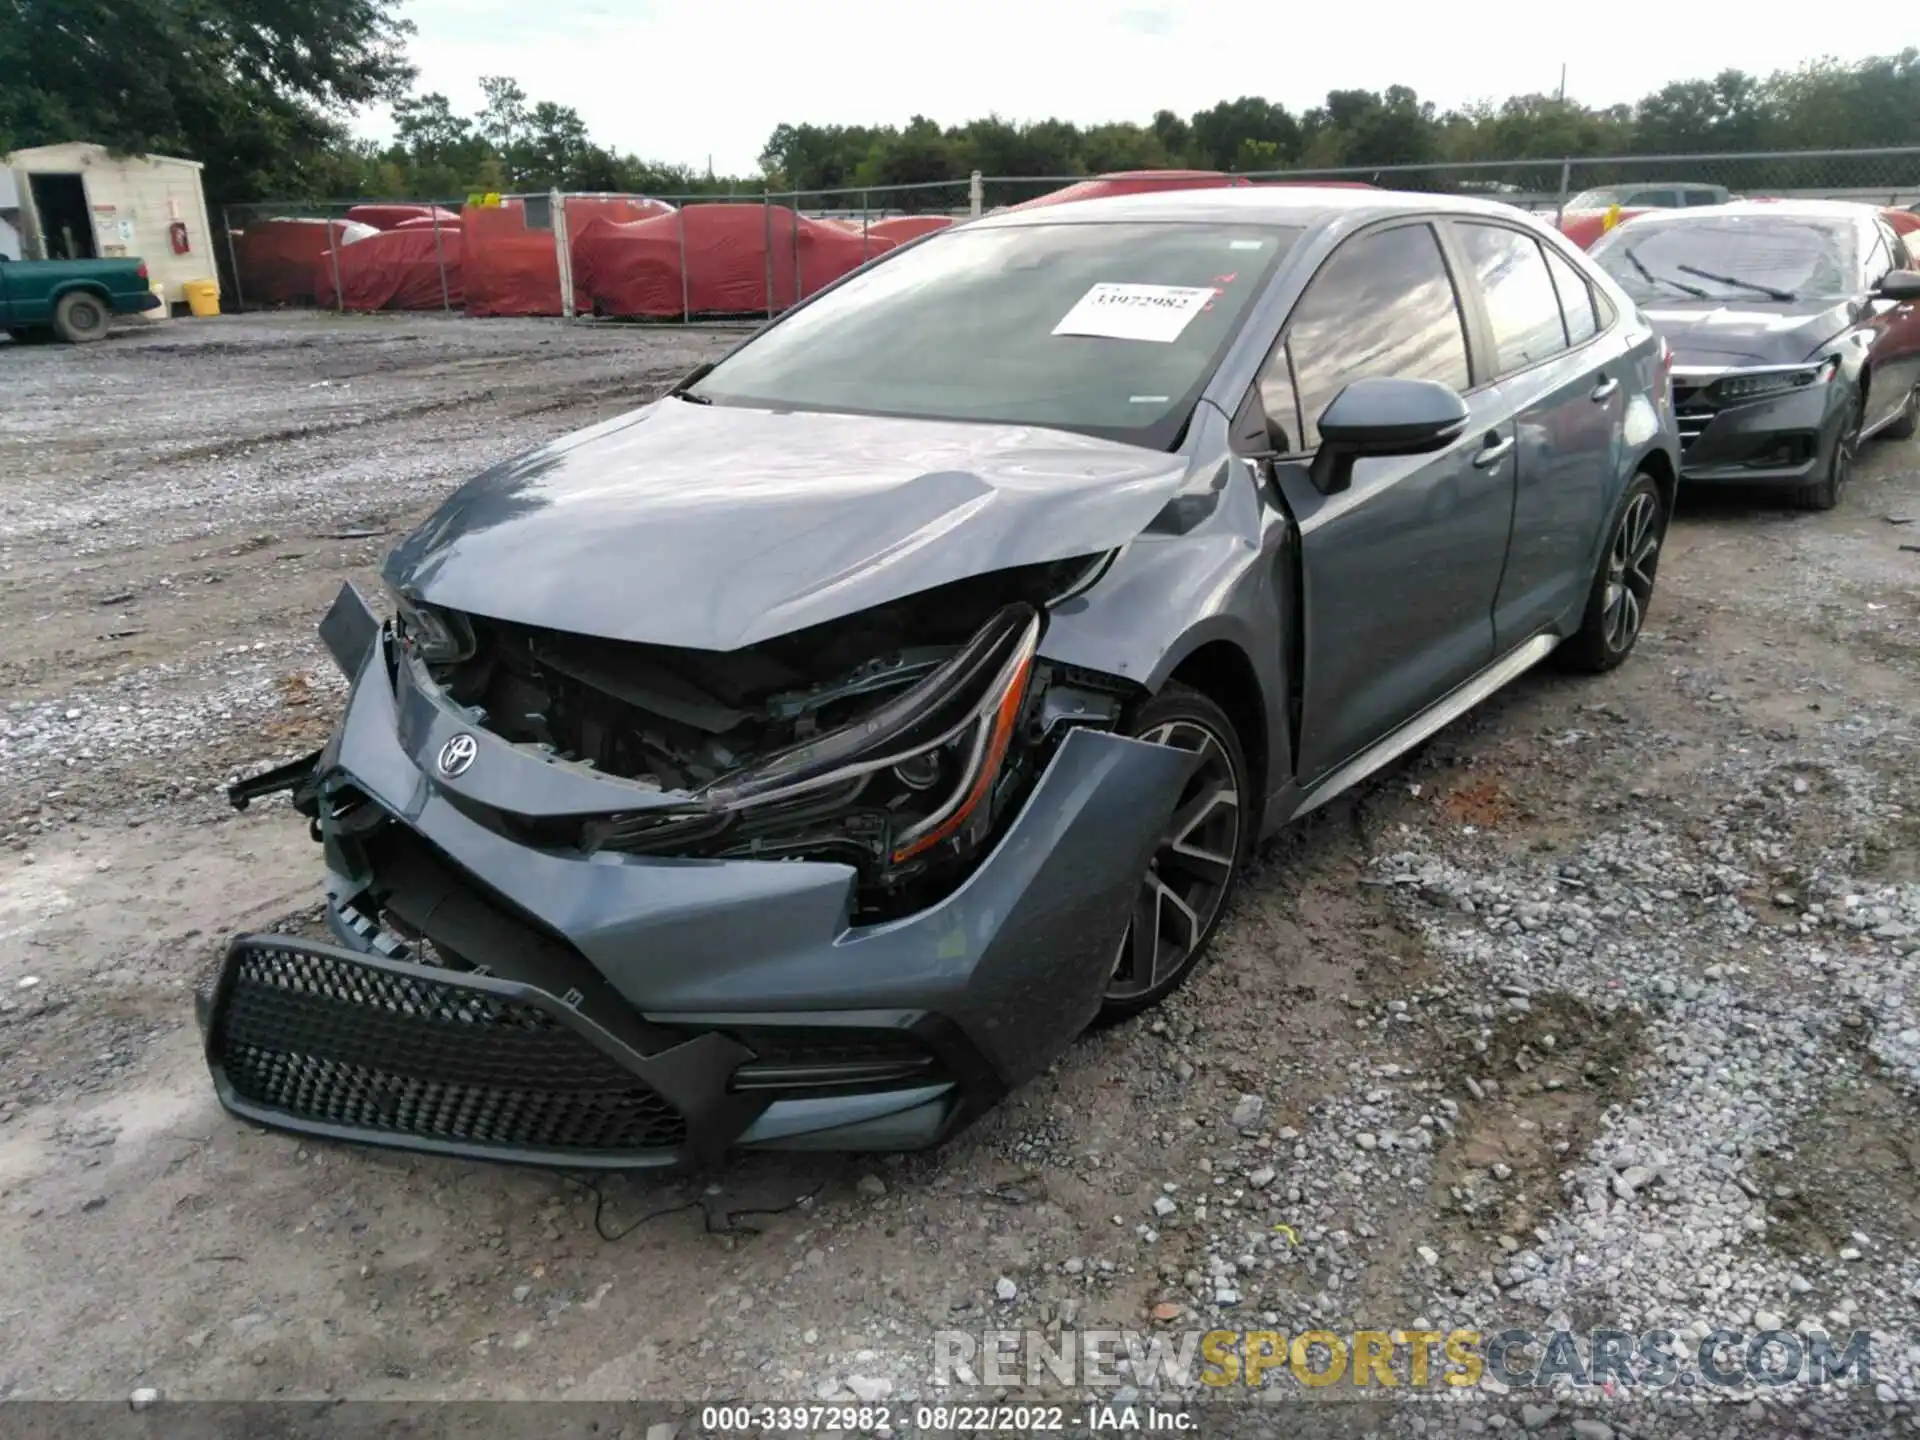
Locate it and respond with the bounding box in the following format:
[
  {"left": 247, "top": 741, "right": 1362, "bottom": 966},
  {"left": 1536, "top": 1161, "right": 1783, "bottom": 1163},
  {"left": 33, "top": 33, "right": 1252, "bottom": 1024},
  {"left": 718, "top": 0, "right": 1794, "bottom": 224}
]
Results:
[{"left": 1039, "top": 469, "right": 1293, "bottom": 815}]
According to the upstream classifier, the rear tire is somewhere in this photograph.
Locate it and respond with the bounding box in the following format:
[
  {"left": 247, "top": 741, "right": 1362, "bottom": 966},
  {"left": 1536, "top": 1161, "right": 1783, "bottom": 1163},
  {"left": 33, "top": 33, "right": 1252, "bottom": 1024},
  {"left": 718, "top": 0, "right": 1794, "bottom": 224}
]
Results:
[
  {"left": 53, "top": 292, "right": 110, "bottom": 343},
  {"left": 1792, "top": 388, "right": 1860, "bottom": 511},
  {"left": 1097, "top": 684, "right": 1251, "bottom": 1022},
  {"left": 1883, "top": 384, "right": 1918, "bottom": 442},
  {"left": 1558, "top": 471, "right": 1665, "bottom": 675}
]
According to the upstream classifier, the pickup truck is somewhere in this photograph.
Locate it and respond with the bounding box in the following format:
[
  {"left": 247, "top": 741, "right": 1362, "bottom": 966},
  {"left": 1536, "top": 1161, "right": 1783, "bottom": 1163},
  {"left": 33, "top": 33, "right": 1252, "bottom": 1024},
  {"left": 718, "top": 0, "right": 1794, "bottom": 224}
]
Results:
[{"left": 0, "top": 255, "right": 163, "bottom": 343}]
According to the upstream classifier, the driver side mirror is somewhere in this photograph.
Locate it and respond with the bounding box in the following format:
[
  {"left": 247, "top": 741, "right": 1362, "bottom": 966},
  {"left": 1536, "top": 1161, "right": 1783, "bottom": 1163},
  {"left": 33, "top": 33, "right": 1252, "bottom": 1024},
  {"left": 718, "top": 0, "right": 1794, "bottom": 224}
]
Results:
[
  {"left": 1874, "top": 269, "right": 1920, "bottom": 301},
  {"left": 1309, "top": 376, "right": 1471, "bottom": 495}
]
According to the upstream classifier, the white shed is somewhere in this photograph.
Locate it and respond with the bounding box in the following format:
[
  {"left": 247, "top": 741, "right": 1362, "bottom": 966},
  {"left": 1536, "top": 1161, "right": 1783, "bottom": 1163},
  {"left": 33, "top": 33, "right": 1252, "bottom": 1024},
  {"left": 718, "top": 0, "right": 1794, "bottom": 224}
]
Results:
[{"left": 4, "top": 142, "right": 219, "bottom": 305}]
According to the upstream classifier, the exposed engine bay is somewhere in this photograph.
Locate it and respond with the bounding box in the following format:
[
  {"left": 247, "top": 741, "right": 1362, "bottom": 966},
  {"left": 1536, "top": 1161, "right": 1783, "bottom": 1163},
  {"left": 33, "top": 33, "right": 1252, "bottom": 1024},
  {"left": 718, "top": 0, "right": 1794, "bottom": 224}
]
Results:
[{"left": 394, "top": 556, "right": 1135, "bottom": 919}]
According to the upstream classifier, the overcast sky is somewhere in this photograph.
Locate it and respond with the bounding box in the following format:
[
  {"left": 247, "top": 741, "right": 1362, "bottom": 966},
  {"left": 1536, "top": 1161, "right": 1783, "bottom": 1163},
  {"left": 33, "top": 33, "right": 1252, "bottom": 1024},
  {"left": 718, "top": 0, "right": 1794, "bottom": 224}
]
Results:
[{"left": 379, "top": 0, "right": 1863, "bottom": 175}]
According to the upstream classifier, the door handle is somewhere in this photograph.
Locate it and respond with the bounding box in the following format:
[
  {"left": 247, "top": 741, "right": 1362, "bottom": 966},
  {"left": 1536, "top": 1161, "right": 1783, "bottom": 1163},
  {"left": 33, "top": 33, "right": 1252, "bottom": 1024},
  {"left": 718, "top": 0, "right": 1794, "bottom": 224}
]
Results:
[
  {"left": 1472, "top": 435, "right": 1515, "bottom": 469},
  {"left": 1591, "top": 375, "right": 1620, "bottom": 401}
]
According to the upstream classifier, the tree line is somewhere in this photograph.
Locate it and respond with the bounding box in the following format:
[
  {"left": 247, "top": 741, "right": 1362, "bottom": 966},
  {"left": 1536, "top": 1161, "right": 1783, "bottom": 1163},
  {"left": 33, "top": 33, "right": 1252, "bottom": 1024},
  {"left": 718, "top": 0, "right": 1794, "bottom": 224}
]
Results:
[{"left": 2, "top": 0, "right": 1916, "bottom": 205}]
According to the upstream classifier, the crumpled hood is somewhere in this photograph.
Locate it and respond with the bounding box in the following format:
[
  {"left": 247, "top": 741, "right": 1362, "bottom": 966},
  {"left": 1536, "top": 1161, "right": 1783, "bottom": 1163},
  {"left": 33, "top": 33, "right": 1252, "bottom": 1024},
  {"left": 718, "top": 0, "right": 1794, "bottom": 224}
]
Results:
[
  {"left": 1642, "top": 297, "right": 1854, "bottom": 368},
  {"left": 383, "top": 398, "right": 1193, "bottom": 649}
]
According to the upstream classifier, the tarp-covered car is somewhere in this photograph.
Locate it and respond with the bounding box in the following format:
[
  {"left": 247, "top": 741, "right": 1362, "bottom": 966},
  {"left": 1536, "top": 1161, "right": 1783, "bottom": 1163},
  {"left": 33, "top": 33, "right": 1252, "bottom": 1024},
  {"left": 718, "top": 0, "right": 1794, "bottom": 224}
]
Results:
[{"left": 207, "top": 187, "right": 1679, "bottom": 1169}]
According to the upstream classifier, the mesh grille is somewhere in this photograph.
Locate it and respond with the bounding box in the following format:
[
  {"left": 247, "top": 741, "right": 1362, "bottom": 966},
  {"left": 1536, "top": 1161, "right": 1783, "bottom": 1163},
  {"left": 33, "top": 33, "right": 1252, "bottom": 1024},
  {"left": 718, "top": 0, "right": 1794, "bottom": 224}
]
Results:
[{"left": 214, "top": 941, "right": 685, "bottom": 1154}]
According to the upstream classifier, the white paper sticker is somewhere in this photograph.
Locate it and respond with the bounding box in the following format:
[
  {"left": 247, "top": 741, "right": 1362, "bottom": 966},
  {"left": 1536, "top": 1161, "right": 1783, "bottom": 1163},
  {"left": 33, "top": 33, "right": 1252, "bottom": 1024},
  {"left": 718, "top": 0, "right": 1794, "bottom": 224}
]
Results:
[{"left": 1052, "top": 283, "right": 1216, "bottom": 343}]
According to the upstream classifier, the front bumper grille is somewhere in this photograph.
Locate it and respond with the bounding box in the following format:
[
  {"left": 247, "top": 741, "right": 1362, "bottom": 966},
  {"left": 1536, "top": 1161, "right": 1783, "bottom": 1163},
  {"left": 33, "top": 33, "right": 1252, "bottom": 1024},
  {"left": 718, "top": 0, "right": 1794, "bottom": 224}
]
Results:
[
  {"left": 1672, "top": 381, "right": 1714, "bottom": 453},
  {"left": 205, "top": 937, "right": 688, "bottom": 1159}
]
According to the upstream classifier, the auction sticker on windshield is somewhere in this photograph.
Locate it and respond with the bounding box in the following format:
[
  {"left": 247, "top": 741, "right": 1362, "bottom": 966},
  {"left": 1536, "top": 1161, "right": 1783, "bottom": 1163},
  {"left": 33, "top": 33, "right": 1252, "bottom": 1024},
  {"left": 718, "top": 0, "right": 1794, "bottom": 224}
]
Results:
[{"left": 1053, "top": 283, "right": 1217, "bottom": 343}]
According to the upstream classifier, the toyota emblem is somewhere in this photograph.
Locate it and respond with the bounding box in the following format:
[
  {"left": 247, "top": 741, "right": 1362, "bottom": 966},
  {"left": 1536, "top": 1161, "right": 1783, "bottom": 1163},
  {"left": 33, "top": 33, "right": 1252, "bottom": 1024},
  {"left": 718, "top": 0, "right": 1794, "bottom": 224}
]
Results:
[{"left": 436, "top": 732, "right": 478, "bottom": 778}]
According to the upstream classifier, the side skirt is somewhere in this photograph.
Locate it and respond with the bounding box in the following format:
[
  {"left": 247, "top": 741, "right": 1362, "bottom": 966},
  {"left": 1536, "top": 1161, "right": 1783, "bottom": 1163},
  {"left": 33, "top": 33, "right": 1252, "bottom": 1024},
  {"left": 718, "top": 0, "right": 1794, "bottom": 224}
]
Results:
[{"left": 1284, "top": 632, "right": 1561, "bottom": 821}]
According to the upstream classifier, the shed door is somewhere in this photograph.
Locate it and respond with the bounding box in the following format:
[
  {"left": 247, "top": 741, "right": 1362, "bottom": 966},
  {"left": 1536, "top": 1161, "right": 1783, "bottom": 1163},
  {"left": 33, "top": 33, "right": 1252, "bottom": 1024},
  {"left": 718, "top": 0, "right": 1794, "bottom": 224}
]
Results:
[{"left": 29, "top": 173, "right": 96, "bottom": 260}]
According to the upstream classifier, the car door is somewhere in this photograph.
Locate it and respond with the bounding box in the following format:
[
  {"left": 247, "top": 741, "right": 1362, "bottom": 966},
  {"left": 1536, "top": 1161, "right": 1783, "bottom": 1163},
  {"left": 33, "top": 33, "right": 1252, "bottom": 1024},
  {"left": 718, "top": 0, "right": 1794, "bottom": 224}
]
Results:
[
  {"left": 1447, "top": 221, "right": 1623, "bottom": 650},
  {"left": 1863, "top": 218, "right": 1920, "bottom": 428},
  {"left": 1247, "top": 218, "right": 1515, "bottom": 786}
]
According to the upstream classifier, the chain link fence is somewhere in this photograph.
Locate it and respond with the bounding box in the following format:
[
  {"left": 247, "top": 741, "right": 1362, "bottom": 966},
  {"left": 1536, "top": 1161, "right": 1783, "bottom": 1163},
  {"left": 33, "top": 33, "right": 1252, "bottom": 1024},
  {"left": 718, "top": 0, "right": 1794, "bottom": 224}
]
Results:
[
  {"left": 218, "top": 147, "right": 1920, "bottom": 322},
  {"left": 1243, "top": 147, "right": 1920, "bottom": 216}
]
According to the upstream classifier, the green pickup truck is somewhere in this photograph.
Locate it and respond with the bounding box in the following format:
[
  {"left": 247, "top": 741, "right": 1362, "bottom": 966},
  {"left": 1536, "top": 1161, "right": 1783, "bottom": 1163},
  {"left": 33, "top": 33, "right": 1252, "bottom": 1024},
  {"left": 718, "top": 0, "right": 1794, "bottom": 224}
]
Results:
[{"left": 0, "top": 254, "right": 163, "bottom": 343}]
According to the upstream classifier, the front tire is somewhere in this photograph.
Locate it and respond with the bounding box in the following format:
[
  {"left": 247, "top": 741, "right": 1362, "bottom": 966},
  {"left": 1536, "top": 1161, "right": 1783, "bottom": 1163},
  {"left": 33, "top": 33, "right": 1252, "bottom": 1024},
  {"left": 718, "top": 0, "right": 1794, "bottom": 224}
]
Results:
[
  {"left": 1793, "top": 388, "right": 1860, "bottom": 511},
  {"left": 1883, "top": 384, "right": 1918, "bottom": 442},
  {"left": 53, "top": 292, "right": 111, "bottom": 343},
  {"left": 1098, "top": 685, "right": 1250, "bottom": 1021},
  {"left": 1558, "top": 472, "right": 1665, "bottom": 675}
]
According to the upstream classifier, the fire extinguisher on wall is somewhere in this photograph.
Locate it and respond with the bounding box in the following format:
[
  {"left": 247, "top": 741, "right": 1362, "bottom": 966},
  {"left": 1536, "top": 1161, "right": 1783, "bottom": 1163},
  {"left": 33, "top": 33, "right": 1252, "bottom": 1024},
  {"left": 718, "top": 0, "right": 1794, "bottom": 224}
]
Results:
[{"left": 169, "top": 220, "right": 191, "bottom": 255}]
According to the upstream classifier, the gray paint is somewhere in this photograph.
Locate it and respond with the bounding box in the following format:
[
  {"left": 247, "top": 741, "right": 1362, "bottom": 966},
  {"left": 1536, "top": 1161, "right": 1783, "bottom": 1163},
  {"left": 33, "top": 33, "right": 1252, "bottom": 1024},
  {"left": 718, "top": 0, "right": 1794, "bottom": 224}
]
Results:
[
  {"left": 269, "top": 186, "right": 1683, "bottom": 1157},
  {"left": 383, "top": 399, "right": 1190, "bottom": 650},
  {"left": 333, "top": 635, "right": 1195, "bottom": 1087}
]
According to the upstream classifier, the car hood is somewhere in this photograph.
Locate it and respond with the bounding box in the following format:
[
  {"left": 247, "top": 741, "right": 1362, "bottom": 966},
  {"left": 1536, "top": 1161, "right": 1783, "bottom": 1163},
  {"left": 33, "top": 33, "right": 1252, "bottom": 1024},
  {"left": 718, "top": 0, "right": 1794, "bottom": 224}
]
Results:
[
  {"left": 1640, "top": 297, "right": 1854, "bottom": 368},
  {"left": 382, "top": 398, "right": 1194, "bottom": 650}
]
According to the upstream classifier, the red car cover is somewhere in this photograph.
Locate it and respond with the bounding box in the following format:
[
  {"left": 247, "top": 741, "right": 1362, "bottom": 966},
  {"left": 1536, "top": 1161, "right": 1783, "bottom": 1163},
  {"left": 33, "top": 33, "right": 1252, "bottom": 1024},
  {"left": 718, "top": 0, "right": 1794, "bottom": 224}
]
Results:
[
  {"left": 345, "top": 204, "right": 459, "bottom": 232},
  {"left": 233, "top": 219, "right": 377, "bottom": 306},
  {"left": 313, "top": 224, "right": 464, "bottom": 311},
  {"left": 866, "top": 214, "right": 956, "bottom": 242},
  {"left": 1006, "top": 170, "right": 1252, "bottom": 211},
  {"left": 1559, "top": 208, "right": 1651, "bottom": 250},
  {"left": 572, "top": 204, "right": 898, "bottom": 319},
  {"left": 462, "top": 196, "right": 675, "bottom": 317}
]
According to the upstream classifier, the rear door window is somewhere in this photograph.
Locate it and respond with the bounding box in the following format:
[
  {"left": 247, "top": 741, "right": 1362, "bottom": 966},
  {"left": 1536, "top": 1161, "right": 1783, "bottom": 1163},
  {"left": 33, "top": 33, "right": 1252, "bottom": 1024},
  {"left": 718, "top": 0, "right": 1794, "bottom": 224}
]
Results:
[
  {"left": 1455, "top": 223, "right": 1570, "bottom": 375},
  {"left": 1281, "top": 222, "right": 1472, "bottom": 450}
]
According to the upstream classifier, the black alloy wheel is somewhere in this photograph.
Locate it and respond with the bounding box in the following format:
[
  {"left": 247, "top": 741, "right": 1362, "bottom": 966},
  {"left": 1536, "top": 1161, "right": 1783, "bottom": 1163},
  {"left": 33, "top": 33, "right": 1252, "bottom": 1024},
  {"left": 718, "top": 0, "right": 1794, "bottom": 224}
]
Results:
[
  {"left": 1100, "top": 686, "right": 1249, "bottom": 1019},
  {"left": 1559, "top": 471, "right": 1665, "bottom": 674},
  {"left": 1602, "top": 487, "right": 1661, "bottom": 657},
  {"left": 1795, "top": 388, "right": 1860, "bottom": 511},
  {"left": 1882, "top": 383, "right": 1917, "bottom": 442}
]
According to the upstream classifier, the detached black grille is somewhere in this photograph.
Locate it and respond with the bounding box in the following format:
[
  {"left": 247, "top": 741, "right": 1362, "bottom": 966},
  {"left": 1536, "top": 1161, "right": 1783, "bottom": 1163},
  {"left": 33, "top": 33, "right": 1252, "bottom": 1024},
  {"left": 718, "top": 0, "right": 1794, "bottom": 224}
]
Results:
[{"left": 211, "top": 939, "right": 686, "bottom": 1154}]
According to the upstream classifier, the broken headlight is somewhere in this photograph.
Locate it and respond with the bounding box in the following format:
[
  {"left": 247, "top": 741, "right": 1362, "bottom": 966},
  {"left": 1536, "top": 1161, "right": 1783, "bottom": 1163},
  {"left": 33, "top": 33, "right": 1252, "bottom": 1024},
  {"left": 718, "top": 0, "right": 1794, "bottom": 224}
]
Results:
[
  {"left": 707, "top": 602, "right": 1039, "bottom": 849},
  {"left": 587, "top": 603, "right": 1042, "bottom": 881},
  {"left": 391, "top": 593, "right": 475, "bottom": 666}
]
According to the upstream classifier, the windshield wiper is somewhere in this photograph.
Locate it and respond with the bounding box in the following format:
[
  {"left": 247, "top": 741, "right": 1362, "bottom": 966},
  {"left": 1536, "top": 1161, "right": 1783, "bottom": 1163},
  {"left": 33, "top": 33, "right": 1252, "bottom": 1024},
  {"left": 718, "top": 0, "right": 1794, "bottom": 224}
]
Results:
[
  {"left": 1675, "top": 264, "right": 1796, "bottom": 302},
  {"left": 1621, "top": 245, "right": 1709, "bottom": 299},
  {"left": 671, "top": 360, "right": 715, "bottom": 404}
]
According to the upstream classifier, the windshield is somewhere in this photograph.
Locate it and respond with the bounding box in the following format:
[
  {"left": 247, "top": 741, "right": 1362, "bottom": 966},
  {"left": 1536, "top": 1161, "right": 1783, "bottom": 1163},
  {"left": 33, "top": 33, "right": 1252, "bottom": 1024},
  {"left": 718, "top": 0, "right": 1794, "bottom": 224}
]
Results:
[
  {"left": 1591, "top": 216, "right": 1855, "bottom": 303},
  {"left": 1568, "top": 189, "right": 1623, "bottom": 210},
  {"left": 687, "top": 221, "right": 1301, "bottom": 448}
]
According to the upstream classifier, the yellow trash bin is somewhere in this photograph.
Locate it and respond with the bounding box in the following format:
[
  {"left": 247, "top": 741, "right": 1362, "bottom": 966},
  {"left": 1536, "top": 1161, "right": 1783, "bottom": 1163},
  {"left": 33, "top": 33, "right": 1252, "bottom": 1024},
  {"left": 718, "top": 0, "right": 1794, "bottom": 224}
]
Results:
[{"left": 183, "top": 279, "right": 221, "bottom": 317}]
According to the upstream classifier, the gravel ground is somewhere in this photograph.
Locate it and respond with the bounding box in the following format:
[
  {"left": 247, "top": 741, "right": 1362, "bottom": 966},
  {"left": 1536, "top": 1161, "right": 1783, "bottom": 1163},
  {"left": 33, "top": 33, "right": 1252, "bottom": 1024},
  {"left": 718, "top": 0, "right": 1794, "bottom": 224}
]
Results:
[{"left": 2, "top": 313, "right": 1918, "bottom": 1435}]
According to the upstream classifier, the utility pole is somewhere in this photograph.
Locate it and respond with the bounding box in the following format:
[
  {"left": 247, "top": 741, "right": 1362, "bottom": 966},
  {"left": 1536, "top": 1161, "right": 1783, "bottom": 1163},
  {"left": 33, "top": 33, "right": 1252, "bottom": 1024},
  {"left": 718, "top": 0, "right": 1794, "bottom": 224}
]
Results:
[{"left": 1558, "top": 64, "right": 1567, "bottom": 103}]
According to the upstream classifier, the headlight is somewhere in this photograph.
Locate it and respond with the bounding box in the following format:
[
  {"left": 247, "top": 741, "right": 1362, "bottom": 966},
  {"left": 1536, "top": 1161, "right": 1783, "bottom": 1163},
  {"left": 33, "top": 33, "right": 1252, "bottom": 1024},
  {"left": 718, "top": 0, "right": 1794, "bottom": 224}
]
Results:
[
  {"left": 392, "top": 593, "right": 475, "bottom": 665},
  {"left": 1709, "top": 358, "right": 1836, "bottom": 403},
  {"left": 697, "top": 603, "right": 1042, "bottom": 833}
]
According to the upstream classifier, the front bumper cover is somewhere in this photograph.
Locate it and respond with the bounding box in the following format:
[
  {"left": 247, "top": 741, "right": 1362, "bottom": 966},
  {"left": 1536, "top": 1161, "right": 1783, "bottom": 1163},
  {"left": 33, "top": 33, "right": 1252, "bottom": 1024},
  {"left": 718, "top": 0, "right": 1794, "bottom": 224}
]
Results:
[
  {"left": 203, "top": 584, "right": 1196, "bottom": 1167},
  {"left": 1674, "top": 375, "right": 1846, "bottom": 486}
]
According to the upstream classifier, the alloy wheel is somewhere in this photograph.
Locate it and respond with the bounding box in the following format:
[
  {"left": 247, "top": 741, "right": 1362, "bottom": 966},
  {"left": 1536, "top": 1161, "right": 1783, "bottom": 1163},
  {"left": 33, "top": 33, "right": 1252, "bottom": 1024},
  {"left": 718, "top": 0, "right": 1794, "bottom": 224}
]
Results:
[
  {"left": 1832, "top": 416, "right": 1859, "bottom": 493},
  {"left": 1106, "top": 719, "right": 1242, "bottom": 1002},
  {"left": 1601, "top": 490, "right": 1660, "bottom": 654}
]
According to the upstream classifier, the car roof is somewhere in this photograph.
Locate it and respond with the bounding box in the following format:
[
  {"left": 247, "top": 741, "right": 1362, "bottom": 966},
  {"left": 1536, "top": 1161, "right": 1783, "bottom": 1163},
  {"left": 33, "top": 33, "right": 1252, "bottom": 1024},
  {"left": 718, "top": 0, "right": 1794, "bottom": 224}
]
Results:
[
  {"left": 966, "top": 184, "right": 1549, "bottom": 231},
  {"left": 1624, "top": 198, "right": 1876, "bottom": 224}
]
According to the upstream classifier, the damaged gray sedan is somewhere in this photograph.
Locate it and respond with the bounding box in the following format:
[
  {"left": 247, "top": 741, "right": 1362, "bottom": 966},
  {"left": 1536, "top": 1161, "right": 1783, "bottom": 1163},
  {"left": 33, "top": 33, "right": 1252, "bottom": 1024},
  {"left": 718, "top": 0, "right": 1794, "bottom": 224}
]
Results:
[{"left": 206, "top": 187, "right": 1680, "bottom": 1167}]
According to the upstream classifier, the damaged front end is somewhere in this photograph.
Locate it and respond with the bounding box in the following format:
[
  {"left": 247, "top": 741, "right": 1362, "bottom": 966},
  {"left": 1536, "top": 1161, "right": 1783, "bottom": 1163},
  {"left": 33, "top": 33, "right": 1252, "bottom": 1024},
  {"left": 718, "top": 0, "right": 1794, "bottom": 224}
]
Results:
[
  {"left": 205, "top": 556, "right": 1198, "bottom": 1168},
  {"left": 392, "top": 554, "right": 1130, "bottom": 921}
]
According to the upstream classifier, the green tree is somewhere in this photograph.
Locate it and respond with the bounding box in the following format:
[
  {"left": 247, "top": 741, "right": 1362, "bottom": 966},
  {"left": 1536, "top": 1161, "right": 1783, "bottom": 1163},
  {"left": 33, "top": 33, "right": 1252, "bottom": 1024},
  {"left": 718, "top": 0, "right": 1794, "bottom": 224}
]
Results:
[{"left": 0, "top": 0, "right": 415, "bottom": 202}]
